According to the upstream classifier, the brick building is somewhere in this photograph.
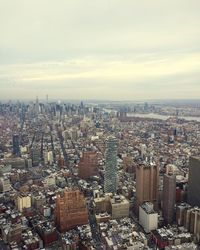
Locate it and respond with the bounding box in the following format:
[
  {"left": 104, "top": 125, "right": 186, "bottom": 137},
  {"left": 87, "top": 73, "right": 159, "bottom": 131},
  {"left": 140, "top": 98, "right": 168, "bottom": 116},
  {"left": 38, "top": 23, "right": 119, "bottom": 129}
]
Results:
[
  {"left": 78, "top": 151, "right": 98, "bottom": 179},
  {"left": 55, "top": 190, "right": 88, "bottom": 232},
  {"left": 135, "top": 163, "right": 159, "bottom": 215}
]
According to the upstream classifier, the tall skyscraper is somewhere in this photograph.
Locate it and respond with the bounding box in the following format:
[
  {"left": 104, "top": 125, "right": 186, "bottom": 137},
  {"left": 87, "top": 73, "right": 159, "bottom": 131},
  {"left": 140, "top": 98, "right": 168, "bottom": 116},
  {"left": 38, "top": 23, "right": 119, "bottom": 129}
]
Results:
[
  {"left": 12, "top": 134, "right": 20, "bottom": 156},
  {"left": 135, "top": 162, "right": 159, "bottom": 215},
  {"left": 78, "top": 151, "right": 98, "bottom": 179},
  {"left": 188, "top": 157, "right": 200, "bottom": 207},
  {"left": 104, "top": 136, "right": 118, "bottom": 194},
  {"left": 163, "top": 174, "right": 176, "bottom": 224},
  {"left": 55, "top": 190, "right": 88, "bottom": 232},
  {"left": 31, "top": 144, "right": 41, "bottom": 167},
  {"left": 35, "top": 96, "right": 40, "bottom": 114}
]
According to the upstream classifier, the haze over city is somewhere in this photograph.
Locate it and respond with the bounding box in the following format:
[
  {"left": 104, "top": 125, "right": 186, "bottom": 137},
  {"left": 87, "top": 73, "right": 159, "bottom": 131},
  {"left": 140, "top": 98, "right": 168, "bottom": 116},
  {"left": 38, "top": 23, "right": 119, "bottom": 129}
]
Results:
[{"left": 0, "top": 0, "right": 200, "bottom": 100}]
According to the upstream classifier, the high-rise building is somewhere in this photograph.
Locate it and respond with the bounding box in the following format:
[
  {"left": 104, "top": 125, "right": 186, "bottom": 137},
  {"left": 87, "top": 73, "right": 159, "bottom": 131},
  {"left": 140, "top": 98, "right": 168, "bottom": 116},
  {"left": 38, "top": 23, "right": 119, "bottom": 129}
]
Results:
[
  {"left": 104, "top": 136, "right": 118, "bottom": 194},
  {"left": 163, "top": 174, "right": 176, "bottom": 224},
  {"left": 78, "top": 151, "right": 98, "bottom": 179},
  {"left": 135, "top": 162, "right": 158, "bottom": 215},
  {"left": 13, "top": 134, "right": 20, "bottom": 156},
  {"left": 31, "top": 146, "right": 41, "bottom": 167},
  {"left": 35, "top": 96, "right": 40, "bottom": 114},
  {"left": 55, "top": 190, "right": 88, "bottom": 232},
  {"left": 188, "top": 157, "right": 200, "bottom": 207}
]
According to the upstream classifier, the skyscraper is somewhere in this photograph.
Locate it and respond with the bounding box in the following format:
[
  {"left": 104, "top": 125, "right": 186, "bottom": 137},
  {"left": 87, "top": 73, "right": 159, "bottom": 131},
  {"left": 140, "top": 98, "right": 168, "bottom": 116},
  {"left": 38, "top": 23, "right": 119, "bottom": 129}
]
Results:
[
  {"left": 35, "top": 96, "right": 40, "bottom": 114},
  {"left": 55, "top": 190, "right": 88, "bottom": 232},
  {"left": 135, "top": 162, "right": 159, "bottom": 215},
  {"left": 31, "top": 146, "right": 41, "bottom": 167},
  {"left": 163, "top": 174, "right": 176, "bottom": 224},
  {"left": 104, "top": 136, "right": 118, "bottom": 194},
  {"left": 12, "top": 134, "right": 20, "bottom": 156},
  {"left": 78, "top": 151, "right": 98, "bottom": 179},
  {"left": 188, "top": 157, "right": 200, "bottom": 207}
]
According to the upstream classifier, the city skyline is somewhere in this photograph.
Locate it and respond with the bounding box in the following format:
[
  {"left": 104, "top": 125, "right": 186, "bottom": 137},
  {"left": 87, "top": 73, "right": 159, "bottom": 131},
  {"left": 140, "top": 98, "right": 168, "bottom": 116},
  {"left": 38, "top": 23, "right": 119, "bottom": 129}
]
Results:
[
  {"left": 0, "top": 0, "right": 200, "bottom": 100},
  {"left": 0, "top": 92, "right": 200, "bottom": 248},
  {"left": 1, "top": 1, "right": 200, "bottom": 248}
]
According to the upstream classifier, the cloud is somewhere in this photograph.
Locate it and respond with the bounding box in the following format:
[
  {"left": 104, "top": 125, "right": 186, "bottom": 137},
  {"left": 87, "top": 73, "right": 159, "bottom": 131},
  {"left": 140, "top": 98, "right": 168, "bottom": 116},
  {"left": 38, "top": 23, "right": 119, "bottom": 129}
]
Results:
[
  {"left": 1, "top": 52, "right": 200, "bottom": 82},
  {"left": 0, "top": 0, "right": 200, "bottom": 100}
]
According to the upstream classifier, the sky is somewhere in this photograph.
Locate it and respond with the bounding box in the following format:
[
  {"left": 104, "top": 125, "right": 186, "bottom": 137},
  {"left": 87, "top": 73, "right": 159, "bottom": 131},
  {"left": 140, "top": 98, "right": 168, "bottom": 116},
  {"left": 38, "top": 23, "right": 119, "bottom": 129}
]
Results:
[{"left": 0, "top": 0, "right": 200, "bottom": 101}]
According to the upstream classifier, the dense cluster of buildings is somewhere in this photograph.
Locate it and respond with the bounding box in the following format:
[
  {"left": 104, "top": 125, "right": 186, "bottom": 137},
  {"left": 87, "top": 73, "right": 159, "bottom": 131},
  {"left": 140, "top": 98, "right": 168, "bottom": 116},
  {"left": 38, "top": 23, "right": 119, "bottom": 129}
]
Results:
[{"left": 0, "top": 100, "right": 200, "bottom": 249}]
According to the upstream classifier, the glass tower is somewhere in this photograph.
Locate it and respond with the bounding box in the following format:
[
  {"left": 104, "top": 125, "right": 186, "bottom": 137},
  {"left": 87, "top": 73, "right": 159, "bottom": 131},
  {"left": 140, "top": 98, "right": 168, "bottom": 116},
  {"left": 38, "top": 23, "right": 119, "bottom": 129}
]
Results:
[
  {"left": 104, "top": 136, "right": 118, "bottom": 193},
  {"left": 13, "top": 134, "right": 20, "bottom": 156}
]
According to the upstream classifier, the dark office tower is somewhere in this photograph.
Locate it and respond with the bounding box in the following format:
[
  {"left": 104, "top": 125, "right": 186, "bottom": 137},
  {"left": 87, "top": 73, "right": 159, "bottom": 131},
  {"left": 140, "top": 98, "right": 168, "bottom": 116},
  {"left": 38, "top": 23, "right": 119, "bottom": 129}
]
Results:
[
  {"left": 188, "top": 157, "right": 200, "bottom": 207},
  {"left": 135, "top": 163, "right": 159, "bottom": 215},
  {"left": 78, "top": 151, "right": 98, "bottom": 179},
  {"left": 13, "top": 134, "right": 20, "bottom": 156},
  {"left": 163, "top": 174, "right": 176, "bottom": 224},
  {"left": 31, "top": 146, "right": 41, "bottom": 167},
  {"left": 104, "top": 136, "right": 118, "bottom": 194}
]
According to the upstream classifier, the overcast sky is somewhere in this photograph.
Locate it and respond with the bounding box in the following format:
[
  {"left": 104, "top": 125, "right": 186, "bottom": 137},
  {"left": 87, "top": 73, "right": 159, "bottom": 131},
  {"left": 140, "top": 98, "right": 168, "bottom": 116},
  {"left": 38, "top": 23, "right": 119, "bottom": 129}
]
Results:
[{"left": 0, "top": 0, "right": 200, "bottom": 101}]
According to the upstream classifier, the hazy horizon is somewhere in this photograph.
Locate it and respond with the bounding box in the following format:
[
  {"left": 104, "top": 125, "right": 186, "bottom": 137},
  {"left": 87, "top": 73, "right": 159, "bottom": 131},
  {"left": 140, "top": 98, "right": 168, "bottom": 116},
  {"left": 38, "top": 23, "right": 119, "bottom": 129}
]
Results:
[{"left": 0, "top": 0, "right": 200, "bottom": 100}]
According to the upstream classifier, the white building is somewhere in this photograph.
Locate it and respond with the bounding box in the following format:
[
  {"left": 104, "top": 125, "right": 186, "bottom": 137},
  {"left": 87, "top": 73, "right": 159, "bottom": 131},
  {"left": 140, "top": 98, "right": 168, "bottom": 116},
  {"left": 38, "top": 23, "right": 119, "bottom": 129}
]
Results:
[
  {"left": 17, "top": 194, "right": 31, "bottom": 212},
  {"left": 44, "top": 151, "right": 48, "bottom": 165},
  {"left": 139, "top": 202, "right": 158, "bottom": 233},
  {"left": 47, "top": 151, "right": 54, "bottom": 165}
]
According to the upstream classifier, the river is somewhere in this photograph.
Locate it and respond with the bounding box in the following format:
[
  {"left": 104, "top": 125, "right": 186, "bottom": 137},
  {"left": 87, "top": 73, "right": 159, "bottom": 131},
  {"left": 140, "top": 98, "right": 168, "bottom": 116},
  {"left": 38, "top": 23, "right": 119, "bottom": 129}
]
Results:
[
  {"left": 103, "top": 109, "right": 200, "bottom": 122},
  {"left": 127, "top": 113, "right": 200, "bottom": 122}
]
